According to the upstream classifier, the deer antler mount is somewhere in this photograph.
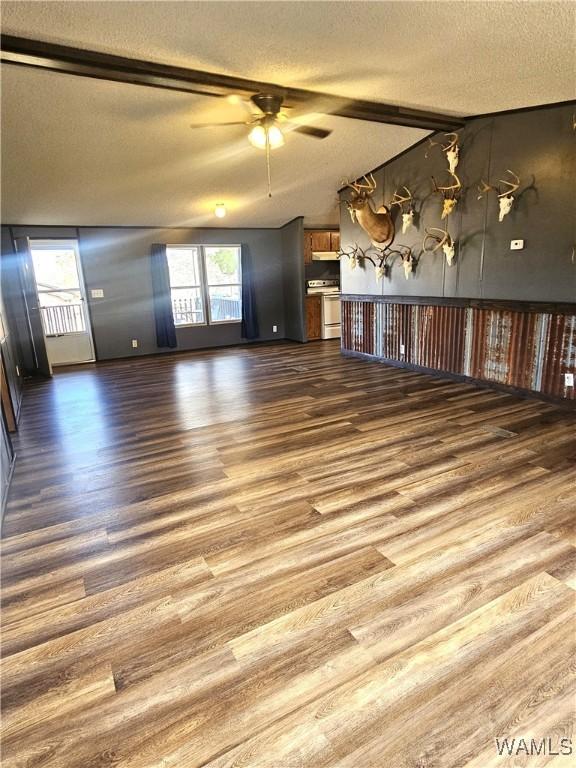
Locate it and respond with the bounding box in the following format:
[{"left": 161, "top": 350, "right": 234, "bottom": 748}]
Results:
[
  {"left": 423, "top": 227, "right": 456, "bottom": 266},
  {"left": 432, "top": 171, "right": 462, "bottom": 220},
  {"left": 426, "top": 132, "right": 460, "bottom": 173},
  {"left": 477, "top": 169, "right": 521, "bottom": 222},
  {"left": 390, "top": 186, "right": 415, "bottom": 234},
  {"left": 341, "top": 173, "right": 395, "bottom": 248}
]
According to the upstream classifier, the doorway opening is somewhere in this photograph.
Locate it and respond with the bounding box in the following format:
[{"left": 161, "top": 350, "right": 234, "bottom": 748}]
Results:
[{"left": 29, "top": 239, "right": 95, "bottom": 366}]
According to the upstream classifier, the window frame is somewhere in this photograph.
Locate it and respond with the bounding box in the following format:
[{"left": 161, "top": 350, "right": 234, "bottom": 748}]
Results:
[
  {"left": 166, "top": 245, "right": 207, "bottom": 328},
  {"left": 203, "top": 245, "right": 242, "bottom": 326},
  {"left": 166, "top": 244, "right": 242, "bottom": 328}
]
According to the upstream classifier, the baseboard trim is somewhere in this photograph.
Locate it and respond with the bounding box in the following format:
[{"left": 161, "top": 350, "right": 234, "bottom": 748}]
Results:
[{"left": 1, "top": 449, "right": 17, "bottom": 531}]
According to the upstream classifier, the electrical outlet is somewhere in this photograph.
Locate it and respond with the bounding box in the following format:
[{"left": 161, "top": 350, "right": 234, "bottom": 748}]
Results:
[
  {"left": 510, "top": 239, "right": 524, "bottom": 250},
  {"left": 273, "top": 325, "right": 278, "bottom": 333},
  {"left": 400, "top": 343, "right": 405, "bottom": 354},
  {"left": 131, "top": 339, "right": 138, "bottom": 348},
  {"left": 565, "top": 373, "right": 574, "bottom": 387}
]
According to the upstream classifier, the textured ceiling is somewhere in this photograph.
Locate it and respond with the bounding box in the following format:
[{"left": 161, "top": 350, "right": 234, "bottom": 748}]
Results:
[
  {"left": 1, "top": 1, "right": 574, "bottom": 227},
  {"left": 1, "top": 66, "right": 426, "bottom": 227}
]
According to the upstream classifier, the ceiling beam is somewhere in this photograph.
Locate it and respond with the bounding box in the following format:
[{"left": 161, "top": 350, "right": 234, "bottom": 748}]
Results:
[{"left": 0, "top": 35, "right": 464, "bottom": 133}]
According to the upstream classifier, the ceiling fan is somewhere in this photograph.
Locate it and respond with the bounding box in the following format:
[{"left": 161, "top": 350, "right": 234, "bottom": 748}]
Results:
[{"left": 190, "top": 92, "right": 332, "bottom": 197}]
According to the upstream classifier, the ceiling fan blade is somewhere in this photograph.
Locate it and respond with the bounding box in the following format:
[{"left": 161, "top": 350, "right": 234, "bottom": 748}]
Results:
[
  {"left": 292, "top": 125, "right": 332, "bottom": 139},
  {"left": 189, "top": 121, "right": 249, "bottom": 129}
]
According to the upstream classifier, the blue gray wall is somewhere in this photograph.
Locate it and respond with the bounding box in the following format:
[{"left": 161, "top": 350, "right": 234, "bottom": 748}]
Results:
[
  {"left": 340, "top": 103, "right": 576, "bottom": 302},
  {"left": 281, "top": 217, "right": 306, "bottom": 342},
  {"left": 3, "top": 224, "right": 288, "bottom": 361}
]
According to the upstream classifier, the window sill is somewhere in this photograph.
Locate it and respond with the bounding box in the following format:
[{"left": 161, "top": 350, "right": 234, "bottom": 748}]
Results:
[{"left": 174, "top": 320, "right": 242, "bottom": 329}]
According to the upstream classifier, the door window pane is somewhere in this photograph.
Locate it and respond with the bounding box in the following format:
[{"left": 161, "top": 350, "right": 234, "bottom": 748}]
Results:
[
  {"left": 31, "top": 248, "right": 80, "bottom": 291},
  {"left": 208, "top": 285, "right": 242, "bottom": 322},
  {"left": 30, "top": 244, "right": 86, "bottom": 335}
]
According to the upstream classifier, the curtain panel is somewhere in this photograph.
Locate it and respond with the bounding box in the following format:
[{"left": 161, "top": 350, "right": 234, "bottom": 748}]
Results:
[{"left": 150, "top": 244, "right": 177, "bottom": 349}]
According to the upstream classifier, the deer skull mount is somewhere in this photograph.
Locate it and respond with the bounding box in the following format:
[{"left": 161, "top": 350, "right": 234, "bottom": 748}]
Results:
[
  {"left": 432, "top": 171, "right": 462, "bottom": 220},
  {"left": 477, "top": 170, "right": 521, "bottom": 222},
  {"left": 402, "top": 254, "right": 415, "bottom": 280},
  {"left": 423, "top": 227, "right": 456, "bottom": 266},
  {"left": 342, "top": 173, "right": 395, "bottom": 248},
  {"left": 338, "top": 243, "right": 413, "bottom": 283},
  {"left": 338, "top": 244, "right": 365, "bottom": 272},
  {"left": 426, "top": 132, "right": 460, "bottom": 173},
  {"left": 390, "top": 186, "right": 415, "bottom": 234},
  {"left": 369, "top": 245, "right": 411, "bottom": 283}
]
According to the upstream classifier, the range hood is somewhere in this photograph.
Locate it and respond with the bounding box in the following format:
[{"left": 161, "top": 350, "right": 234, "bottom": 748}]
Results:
[{"left": 312, "top": 251, "right": 340, "bottom": 261}]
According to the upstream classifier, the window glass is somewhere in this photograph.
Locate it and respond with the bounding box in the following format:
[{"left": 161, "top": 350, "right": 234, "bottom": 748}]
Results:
[
  {"left": 208, "top": 285, "right": 242, "bottom": 322},
  {"left": 204, "top": 247, "right": 241, "bottom": 286},
  {"left": 171, "top": 287, "right": 205, "bottom": 326},
  {"left": 167, "top": 247, "right": 202, "bottom": 287},
  {"left": 167, "top": 247, "right": 205, "bottom": 325},
  {"left": 31, "top": 248, "right": 80, "bottom": 291}
]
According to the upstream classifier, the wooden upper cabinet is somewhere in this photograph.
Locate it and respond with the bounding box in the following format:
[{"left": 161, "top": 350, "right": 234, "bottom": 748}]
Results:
[
  {"left": 303, "top": 230, "right": 340, "bottom": 264},
  {"left": 310, "top": 231, "right": 332, "bottom": 253}
]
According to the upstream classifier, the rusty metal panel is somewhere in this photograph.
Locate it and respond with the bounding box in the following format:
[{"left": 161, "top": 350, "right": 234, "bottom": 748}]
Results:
[{"left": 341, "top": 298, "right": 576, "bottom": 400}]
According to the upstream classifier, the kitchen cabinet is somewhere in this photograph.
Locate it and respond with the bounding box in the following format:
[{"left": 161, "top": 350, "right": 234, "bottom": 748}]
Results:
[
  {"left": 310, "top": 231, "right": 331, "bottom": 253},
  {"left": 305, "top": 295, "right": 322, "bottom": 340},
  {"left": 303, "top": 230, "right": 340, "bottom": 265}
]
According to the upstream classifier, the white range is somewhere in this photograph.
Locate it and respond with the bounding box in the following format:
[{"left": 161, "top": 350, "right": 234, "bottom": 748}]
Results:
[{"left": 306, "top": 279, "right": 341, "bottom": 339}]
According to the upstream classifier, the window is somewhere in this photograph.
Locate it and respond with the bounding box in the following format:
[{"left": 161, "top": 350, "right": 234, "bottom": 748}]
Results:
[
  {"left": 166, "top": 245, "right": 242, "bottom": 327},
  {"left": 166, "top": 247, "right": 205, "bottom": 326},
  {"left": 204, "top": 247, "right": 242, "bottom": 323}
]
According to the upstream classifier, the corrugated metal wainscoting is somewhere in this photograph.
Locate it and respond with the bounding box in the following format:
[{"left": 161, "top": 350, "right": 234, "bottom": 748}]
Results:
[{"left": 341, "top": 297, "right": 576, "bottom": 401}]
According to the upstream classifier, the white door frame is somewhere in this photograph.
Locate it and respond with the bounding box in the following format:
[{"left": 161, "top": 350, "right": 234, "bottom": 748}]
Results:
[{"left": 28, "top": 238, "right": 96, "bottom": 366}]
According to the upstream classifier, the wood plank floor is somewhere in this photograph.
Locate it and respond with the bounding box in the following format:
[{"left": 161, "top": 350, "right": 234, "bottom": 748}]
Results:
[{"left": 2, "top": 340, "right": 575, "bottom": 767}]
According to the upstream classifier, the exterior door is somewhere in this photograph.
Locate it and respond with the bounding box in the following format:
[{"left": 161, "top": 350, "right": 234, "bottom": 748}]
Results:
[
  {"left": 14, "top": 237, "right": 52, "bottom": 376},
  {"left": 28, "top": 239, "right": 95, "bottom": 366}
]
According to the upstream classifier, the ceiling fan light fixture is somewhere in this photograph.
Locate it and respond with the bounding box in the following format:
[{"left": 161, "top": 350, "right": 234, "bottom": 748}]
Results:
[
  {"left": 248, "top": 120, "right": 284, "bottom": 150},
  {"left": 267, "top": 123, "right": 285, "bottom": 149},
  {"left": 248, "top": 123, "right": 267, "bottom": 149},
  {"left": 214, "top": 202, "right": 227, "bottom": 218}
]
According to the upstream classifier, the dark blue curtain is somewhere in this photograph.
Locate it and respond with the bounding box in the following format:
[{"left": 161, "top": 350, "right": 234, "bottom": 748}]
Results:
[
  {"left": 150, "top": 244, "right": 177, "bottom": 349},
  {"left": 241, "top": 247, "right": 259, "bottom": 340}
]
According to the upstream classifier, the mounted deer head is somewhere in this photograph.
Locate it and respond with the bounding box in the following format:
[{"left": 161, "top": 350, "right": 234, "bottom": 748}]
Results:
[
  {"left": 477, "top": 170, "right": 521, "bottom": 222},
  {"left": 390, "top": 186, "right": 415, "bottom": 234},
  {"left": 423, "top": 226, "right": 456, "bottom": 266},
  {"left": 426, "top": 132, "right": 460, "bottom": 173},
  {"left": 341, "top": 173, "right": 395, "bottom": 248},
  {"left": 432, "top": 171, "right": 462, "bottom": 219}
]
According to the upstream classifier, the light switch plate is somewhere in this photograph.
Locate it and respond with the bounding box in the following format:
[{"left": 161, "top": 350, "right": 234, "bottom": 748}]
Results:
[
  {"left": 565, "top": 373, "right": 574, "bottom": 387},
  {"left": 91, "top": 289, "right": 104, "bottom": 298},
  {"left": 510, "top": 239, "right": 524, "bottom": 250}
]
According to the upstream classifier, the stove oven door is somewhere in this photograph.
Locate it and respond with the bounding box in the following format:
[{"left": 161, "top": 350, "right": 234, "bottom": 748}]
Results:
[{"left": 321, "top": 294, "right": 341, "bottom": 339}]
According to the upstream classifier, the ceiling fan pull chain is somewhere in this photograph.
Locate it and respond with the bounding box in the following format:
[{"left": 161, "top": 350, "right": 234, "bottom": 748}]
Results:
[{"left": 265, "top": 129, "right": 272, "bottom": 198}]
